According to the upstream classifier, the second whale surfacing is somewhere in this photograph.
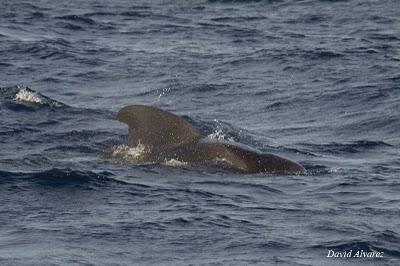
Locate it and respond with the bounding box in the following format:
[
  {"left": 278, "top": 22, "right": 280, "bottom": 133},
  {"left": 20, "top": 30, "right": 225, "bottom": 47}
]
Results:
[{"left": 116, "top": 105, "right": 306, "bottom": 175}]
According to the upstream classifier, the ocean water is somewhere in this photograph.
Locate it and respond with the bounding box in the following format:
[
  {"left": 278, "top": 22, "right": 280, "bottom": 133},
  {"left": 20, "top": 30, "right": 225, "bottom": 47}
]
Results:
[{"left": 1, "top": 0, "right": 400, "bottom": 265}]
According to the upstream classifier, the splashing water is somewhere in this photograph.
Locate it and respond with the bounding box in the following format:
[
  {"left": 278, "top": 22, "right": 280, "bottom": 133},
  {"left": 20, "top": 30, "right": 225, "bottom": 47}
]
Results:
[
  {"left": 208, "top": 128, "right": 235, "bottom": 142},
  {"left": 13, "top": 87, "right": 64, "bottom": 107},
  {"left": 107, "top": 143, "right": 149, "bottom": 163},
  {"left": 14, "top": 88, "right": 46, "bottom": 104}
]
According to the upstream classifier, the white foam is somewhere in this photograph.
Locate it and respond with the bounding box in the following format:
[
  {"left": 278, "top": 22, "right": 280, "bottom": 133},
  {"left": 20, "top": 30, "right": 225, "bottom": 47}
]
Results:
[
  {"left": 13, "top": 88, "right": 64, "bottom": 107},
  {"left": 108, "top": 144, "right": 189, "bottom": 167},
  {"left": 109, "top": 143, "right": 149, "bottom": 162},
  {"left": 14, "top": 88, "right": 46, "bottom": 104},
  {"left": 163, "top": 158, "right": 188, "bottom": 167},
  {"left": 208, "top": 128, "right": 234, "bottom": 142}
]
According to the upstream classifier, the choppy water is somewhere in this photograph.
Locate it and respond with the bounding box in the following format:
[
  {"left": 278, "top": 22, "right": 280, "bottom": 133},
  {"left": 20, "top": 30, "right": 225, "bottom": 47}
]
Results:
[{"left": 1, "top": 0, "right": 400, "bottom": 265}]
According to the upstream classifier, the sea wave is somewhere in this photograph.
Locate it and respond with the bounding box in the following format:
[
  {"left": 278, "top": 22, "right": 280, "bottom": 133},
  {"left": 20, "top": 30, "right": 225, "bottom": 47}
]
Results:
[
  {"left": 300, "top": 140, "right": 393, "bottom": 155},
  {"left": 54, "top": 15, "right": 97, "bottom": 25},
  {"left": 0, "top": 168, "right": 121, "bottom": 188}
]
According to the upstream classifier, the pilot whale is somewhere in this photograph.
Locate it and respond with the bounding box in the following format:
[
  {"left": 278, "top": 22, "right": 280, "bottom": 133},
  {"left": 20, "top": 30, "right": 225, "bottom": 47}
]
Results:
[{"left": 116, "top": 105, "right": 306, "bottom": 174}]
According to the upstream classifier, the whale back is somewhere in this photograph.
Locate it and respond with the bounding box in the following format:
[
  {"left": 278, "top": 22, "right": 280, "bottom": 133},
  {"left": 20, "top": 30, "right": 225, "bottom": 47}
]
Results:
[
  {"left": 117, "top": 105, "right": 202, "bottom": 151},
  {"left": 224, "top": 144, "right": 306, "bottom": 174},
  {"left": 164, "top": 141, "right": 305, "bottom": 174},
  {"left": 116, "top": 105, "right": 306, "bottom": 174}
]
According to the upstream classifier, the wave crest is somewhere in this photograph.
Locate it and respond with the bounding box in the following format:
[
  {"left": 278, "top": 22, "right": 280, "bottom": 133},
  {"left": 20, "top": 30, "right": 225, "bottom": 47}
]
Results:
[{"left": 0, "top": 168, "right": 120, "bottom": 188}]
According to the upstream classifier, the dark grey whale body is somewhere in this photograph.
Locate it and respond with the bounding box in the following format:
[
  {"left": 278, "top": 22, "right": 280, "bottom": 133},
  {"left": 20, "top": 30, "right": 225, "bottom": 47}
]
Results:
[{"left": 117, "top": 105, "right": 305, "bottom": 174}]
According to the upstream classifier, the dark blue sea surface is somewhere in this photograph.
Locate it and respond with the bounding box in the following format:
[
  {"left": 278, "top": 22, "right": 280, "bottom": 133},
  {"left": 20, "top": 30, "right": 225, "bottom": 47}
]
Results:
[{"left": 1, "top": 0, "right": 400, "bottom": 265}]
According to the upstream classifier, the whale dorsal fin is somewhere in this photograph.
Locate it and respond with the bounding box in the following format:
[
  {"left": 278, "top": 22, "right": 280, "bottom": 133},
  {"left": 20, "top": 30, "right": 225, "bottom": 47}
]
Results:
[{"left": 117, "top": 105, "right": 202, "bottom": 151}]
